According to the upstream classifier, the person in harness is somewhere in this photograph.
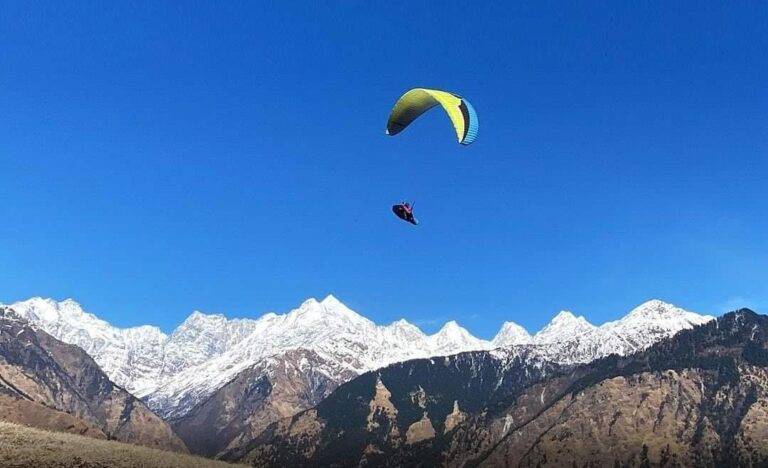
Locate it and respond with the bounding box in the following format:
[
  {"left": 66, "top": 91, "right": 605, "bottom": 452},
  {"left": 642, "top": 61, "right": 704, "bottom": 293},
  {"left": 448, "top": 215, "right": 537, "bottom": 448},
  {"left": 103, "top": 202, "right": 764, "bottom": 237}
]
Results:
[{"left": 392, "top": 202, "right": 418, "bottom": 225}]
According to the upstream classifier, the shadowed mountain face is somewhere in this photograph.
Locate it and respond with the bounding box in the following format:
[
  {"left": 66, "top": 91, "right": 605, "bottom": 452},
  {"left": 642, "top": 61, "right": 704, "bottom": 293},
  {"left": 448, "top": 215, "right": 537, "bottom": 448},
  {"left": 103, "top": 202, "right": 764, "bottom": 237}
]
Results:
[
  {"left": 0, "top": 307, "right": 188, "bottom": 453},
  {"left": 227, "top": 348, "right": 563, "bottom": 464},
  {"left": 172, "top": 349, "right": 357, "bottom": 458},
  {"left": 238, "top": 310, "right": 768, "bottom": 467}
]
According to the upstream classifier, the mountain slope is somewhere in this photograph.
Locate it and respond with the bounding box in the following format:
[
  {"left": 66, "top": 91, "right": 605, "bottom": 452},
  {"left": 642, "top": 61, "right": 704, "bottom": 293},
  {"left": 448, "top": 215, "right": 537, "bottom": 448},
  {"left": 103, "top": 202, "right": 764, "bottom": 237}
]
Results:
[
  {"left": 478, "top": 308, "right": 768, "bottom": 467},
  {"left": 172, "top": 348, "right": 358, "bottom": 458},
  {"left": 231, "top": 347, "right": 564, "bottom": 464},
  {"left": 0, "top": 421, "right": 243, "bottom": 468},
  {"left": 0, "top": 307, "right": 187, "bottom": 453},
  {"left": 239, "top": 309, "right": 768, "bottom": 467},
  {"left": 0, "top": 394, "right": 107, "bottom": 440},
  {"left": 4, "top": 297, "right": 170, "bottom": 396}
]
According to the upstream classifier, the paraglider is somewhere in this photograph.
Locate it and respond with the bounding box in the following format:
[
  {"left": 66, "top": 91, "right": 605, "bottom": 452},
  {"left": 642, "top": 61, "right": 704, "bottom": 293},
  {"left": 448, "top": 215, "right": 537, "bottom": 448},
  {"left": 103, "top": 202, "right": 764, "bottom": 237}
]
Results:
[
  {"left": 392, "top": 202, "right": 418, "bottom": 225},
  {"left": 386, "top": 88, "right": 478, "bottom": 145},
  {"left": 386, "top": 88, "right": 478, "bottom": 226}
]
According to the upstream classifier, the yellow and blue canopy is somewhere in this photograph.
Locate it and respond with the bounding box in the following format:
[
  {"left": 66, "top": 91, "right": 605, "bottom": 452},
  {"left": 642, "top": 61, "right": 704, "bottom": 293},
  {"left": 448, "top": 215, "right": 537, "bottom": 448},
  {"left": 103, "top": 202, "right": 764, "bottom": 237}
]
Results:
[{"left": 386, "top": 88, "right": 478, "bottom": 146}]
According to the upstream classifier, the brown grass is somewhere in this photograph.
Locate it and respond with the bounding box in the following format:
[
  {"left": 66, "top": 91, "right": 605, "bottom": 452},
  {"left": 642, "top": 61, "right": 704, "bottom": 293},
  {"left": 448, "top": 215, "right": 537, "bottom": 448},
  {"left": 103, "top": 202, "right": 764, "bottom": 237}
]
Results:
[{"left": 0, "top": 421, "right": 247, "bottom": 468}]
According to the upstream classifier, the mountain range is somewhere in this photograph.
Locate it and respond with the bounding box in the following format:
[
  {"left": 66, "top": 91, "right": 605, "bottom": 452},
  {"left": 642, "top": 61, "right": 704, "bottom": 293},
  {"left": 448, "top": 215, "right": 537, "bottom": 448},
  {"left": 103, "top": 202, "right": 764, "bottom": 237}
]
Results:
[
  {"left": 3, "top": 296, "right": 712, "bottom": 417},
  {"left": 236, "top": 309, "right": 768, "bottom": 466},
  {"left": 2, "top": 295, "right": 714, "bottom": 459}
]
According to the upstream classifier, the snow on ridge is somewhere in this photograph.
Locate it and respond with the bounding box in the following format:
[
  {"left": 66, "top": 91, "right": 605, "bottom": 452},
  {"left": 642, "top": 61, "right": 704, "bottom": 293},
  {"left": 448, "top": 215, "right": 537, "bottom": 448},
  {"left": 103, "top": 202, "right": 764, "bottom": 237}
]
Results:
[
  {"left": 143, "top": 300, "right": 495, "bottom": 417},
  {"left": 4, "top": 295, "right": 714, "bottom": 418},
  {"left": 519, "top": 300, "right": 715, "bottom": 366},
  {"left": 492, "top": 321, "right": 532, "bottom": 347},
  {"left": 533, "top": 310, "right": 596, "bottom": 344},
  {"left": 4, "top": 295, "right": 493, "bottom": 417}
]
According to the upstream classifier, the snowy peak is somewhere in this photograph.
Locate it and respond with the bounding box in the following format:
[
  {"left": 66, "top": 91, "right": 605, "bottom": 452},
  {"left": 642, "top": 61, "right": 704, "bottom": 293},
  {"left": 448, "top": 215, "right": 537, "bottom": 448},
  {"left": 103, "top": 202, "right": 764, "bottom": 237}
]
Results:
[
  {"left": 550, "top": 310, "right": 593, "bottom": 327},
  {"left": 7, "top": 296, "right": 168, "bottom": 340},
  {"left": 492, "top": 321, "right": 532, "bottom": 347},
  {"left": 629, "top": 299, "right": 672, "bottom": 314},
  {"left": 624, "top": 299, "right": 681, "bottom": 320},
  {"left": 598, "top": 300, "right": 715, "bottom": 352},
  {"left": 319, "top": 294, "right": 373, "bottom": 324},
  {"left": 429, "top": 320, "right": 491, "bottom": 354},
  {"left": 257, "top": 296, "right": 378, "bottom": 350},
  {"left": 9, "top": 297, "right": 99, "bottom": 328},
  {"left": 291, "top": 298, "right": 321, "bottom": 320},
  {"left": 289, "top": 295, "right": 372, "bottom": 326},
  {"left": 7, "top": 296, "right": 135, "bottom": 341},
  {"left": 516, "top": 300, "right": 715, "bottom": 365},
  {"left": 434, "top": 320, "right": 469, "bottom": 339},
  {"left": 172, "top": 309, "right": 262, "bottom": 338},
  {"left": 320, "top": 294, "right": 343, "bottom": 308},
  {"left": 620, "top": 299, "right": 712, "bottom": 325},
  {"left": 389, "top": 318, "right": 415, "bottom": 328},
  {"left": 384, "top": 319, "right": 426, "bottom": 340},
  {"left": 175, "top": 311, "right": 230, "bottom": 335},
  {"left": 185, "top": 310, "right": 226, "bottom": 322},
  {"left": 534, "top": 310, "right": 595, "bottom": 344},
  {"left": 439, "top": 319, "right": 461, "bottom": 330}
]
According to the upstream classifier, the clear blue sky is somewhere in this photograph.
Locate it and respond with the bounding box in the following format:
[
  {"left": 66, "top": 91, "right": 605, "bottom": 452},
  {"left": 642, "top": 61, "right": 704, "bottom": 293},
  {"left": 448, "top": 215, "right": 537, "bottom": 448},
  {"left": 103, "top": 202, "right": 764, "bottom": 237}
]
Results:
[{"left": 2, "top": 2, "right": 767, "bottom": 337}]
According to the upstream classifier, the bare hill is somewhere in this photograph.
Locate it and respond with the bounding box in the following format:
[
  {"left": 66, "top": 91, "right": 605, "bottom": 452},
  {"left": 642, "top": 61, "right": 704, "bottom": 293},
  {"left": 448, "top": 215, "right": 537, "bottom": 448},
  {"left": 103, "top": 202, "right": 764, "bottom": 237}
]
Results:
[{"left": 0, "top": 421, "right": 245, "bottom": 468}]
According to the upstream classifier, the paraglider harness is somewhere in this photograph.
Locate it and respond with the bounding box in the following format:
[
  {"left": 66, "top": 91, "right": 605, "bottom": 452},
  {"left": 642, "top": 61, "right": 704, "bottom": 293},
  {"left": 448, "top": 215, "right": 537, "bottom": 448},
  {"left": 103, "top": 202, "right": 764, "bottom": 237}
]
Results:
[{"left": 393, "top": 202, "right": 418, "bottom": 225}]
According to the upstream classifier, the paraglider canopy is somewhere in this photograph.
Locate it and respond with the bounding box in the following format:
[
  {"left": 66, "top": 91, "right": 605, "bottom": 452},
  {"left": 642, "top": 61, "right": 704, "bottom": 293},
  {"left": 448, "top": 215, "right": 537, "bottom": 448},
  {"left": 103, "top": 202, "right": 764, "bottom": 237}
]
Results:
[{"left": 386, "top": 88, "right": 478, "bottom": 145}]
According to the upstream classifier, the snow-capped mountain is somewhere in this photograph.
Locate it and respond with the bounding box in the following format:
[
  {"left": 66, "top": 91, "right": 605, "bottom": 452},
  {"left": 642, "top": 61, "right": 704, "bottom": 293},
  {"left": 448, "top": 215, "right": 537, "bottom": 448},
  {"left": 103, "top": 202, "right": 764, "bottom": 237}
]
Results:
[
  {"left": 428, "top": 320, "right": 490, "bottom": 355},
  {"left": 3, "top": 296, "right": 714, "bottom": 418},
  {"left": 2, "top": 297, "right": 266, "bottom": 396},
  {"left": 171, "top": 348, "right": 360, "bottom": 457},
  {"left": 160, "top": 311, "right": 260, "bottom": 381},
  {"left": 532, "top": 310, "right": 596, "bottom": 343},
  {"left": 3, "top": 297, "right": 169, "bottom": 395},
  {"left": 600, "top": 299, "right": 712, "bottom": 350},
  {"left": 492, "top": 321, "right": 532, "bottom": 347},
  {"left": 0, "top": 305, "right": 187, "bottom": 452},
  {"left": 3, "top": 295, "right": 490, "bottom": 417},
  {"left": 144, "top": 296, "right": 493, "bottom": 417},
  {"left": 496, "top": 300, "right": 715, "bottom": 366}
]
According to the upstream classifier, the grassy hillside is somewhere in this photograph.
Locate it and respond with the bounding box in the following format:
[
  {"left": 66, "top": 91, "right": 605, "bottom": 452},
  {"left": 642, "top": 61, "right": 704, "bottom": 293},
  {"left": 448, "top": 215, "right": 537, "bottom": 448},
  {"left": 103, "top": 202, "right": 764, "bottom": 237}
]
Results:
[{"left": 0, "top": 421, "right": 245, "bottom": 468}]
